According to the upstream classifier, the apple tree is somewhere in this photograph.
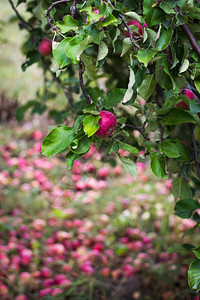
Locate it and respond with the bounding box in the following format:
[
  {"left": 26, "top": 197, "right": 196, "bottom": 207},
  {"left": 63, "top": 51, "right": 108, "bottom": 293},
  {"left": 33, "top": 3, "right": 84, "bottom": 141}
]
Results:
[{"left": 9, "top": 0, "right": 200, "bottom": 291}]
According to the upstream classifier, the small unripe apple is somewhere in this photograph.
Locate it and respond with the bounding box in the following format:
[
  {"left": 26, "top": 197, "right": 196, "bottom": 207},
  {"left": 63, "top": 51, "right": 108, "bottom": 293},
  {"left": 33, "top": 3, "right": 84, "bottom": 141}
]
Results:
[
  {"left": 38, "top": 39, "right": 52, "bottom": 56},
  {"left": 125, "top": 20, "right": 147, "bottom": 38},
  {"left": 95, "top": 111, "right": 117, "bottom": 137},
  {"left": 177, "top": 89, "right": 195, "bottom": 110}
]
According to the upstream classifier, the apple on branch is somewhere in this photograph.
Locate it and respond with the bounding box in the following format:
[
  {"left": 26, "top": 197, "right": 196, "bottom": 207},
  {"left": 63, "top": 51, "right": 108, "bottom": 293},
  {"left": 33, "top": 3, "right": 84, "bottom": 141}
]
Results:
[
  {"left": 177, "top": 88, "right": 195, "bottom": 110},
  {"left": 95, "top": 111, "right": 117, "bottom": 137},
  {"left": 38, "top": 39, "right": 52, "bottom": 57},
  {"left": 124, "top": 20, "right": 148, "bottom": 38}
]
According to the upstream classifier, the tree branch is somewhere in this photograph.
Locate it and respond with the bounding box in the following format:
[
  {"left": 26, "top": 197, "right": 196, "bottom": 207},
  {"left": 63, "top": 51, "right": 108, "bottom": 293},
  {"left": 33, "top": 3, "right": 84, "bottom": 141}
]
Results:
[
  {"left": 46, "top": 0, "right": 73, "bottom": 31},
  {"left": 8, "top": 0, "right": 34, "bottom": 30},
  {"left": 105, "top": 0, "right": 141, "bottom": 50},
  {"left": 78, "top": 62, "right": 92, "bottom": 105},
  {"left": 118, "top": 121, "right": 149, "bottom": 140},
  {"left": 174, "top": 6, "right": 200, "bottom": 58},
  {"left": 71, "top": 0, "right": 77, "bottom": 18},
  {"left": 188, "top": 124, "right": 200, "bottom": 180}
]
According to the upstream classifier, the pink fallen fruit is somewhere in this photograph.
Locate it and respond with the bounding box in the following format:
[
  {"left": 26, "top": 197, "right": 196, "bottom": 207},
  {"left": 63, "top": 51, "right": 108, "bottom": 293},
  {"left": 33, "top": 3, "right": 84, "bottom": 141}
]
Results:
[
  {"left": 38, "top": 39, "right": 52, "bottom": 57},
  {"left": 177, "top": 89, "right": 195, "bottom": 110},
  {"left": 124, "top": 20, "right": 143, "bottom": 37},
  {"left": 95, "top": 111, "right": 117, "bottom": 137}
]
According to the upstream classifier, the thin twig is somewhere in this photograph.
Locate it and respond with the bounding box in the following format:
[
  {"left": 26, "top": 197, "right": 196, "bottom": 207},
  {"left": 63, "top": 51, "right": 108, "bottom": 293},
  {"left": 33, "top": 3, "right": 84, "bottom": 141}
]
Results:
[
  {"left": 188, "top": 124, "right": 200, "bottom": 180},
  {"left": 78, "top": 62, "right": 92, "bottom": 105},
  {"left": 8, "top": 0, "right": 33, "bottom": 30},
  {"left": 105, "top": 0, "right": 141, "bottom": 50},
  {"left": 46, "top": 0, "right": 73, "bottom": 31},
  {"left": 118, "top": 121, "right": 149, "bottom": 140},
  {"left": 71, "top": 0, "right": 77, "bottom": 18},
  {"left": 174, "top": 6, "right": 200, "bottom": 58}
]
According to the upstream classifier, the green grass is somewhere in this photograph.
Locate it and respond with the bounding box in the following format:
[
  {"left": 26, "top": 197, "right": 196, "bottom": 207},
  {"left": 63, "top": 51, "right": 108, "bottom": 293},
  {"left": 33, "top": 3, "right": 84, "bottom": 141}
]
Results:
[{"left": 0, "top": 0, "right": 43, "bottom": 100}]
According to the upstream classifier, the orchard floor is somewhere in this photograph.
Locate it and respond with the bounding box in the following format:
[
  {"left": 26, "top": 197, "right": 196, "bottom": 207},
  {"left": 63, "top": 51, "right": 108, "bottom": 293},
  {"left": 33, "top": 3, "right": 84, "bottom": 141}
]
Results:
[{"left": 0, "top": 119, "right": 199, "bottom": 300}]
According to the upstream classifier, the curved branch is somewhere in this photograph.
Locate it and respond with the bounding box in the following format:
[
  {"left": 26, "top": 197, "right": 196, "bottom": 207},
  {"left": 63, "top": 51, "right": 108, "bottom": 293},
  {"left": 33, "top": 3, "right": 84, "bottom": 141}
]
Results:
[
  {"left": 8, "top": 0, "right": 34, "bottom": 30},
  {"left": 188, "top": 124, "right": 200, "bottom": 180},
  {"left": 174, "top": 6, "right": 200, "bottom": 57},
  {"left": 118, "top": 121, "right": 149, "bottom": 140},
  {"left": 105, "top": 0, "right": 141, "bottom": 50},
  {"left": 78, "top": 62, "right": 92, "bottom": 105},
  {"left": 46, "top": 0, "right": 73, "bottom": 30}
]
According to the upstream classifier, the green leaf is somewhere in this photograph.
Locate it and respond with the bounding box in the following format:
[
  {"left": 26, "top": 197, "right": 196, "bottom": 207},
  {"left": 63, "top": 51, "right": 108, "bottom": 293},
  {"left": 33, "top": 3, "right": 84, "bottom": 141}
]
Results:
[
  {"left": 150, "top": 152, "right": 168, "bottom": 178},
  {"left": 163, "top": 108, "right": 196, "bottom": 125},
  {"left": 65, "top": 35, "right": 83, "bottom": 64},
  {"left": 56, "top": 15, "right": 79, "bottom": 33},
  {"left": 155, "top": 28, "right": 173, "bottom": 51},
  {"left": 81, "top": 53, "right": 96, "bottom": 80},
  {"left": 42, "top": 126, "right": 75, "bottom": 156},
  {"left": 123, "top": 66, "right": 135, "bottom": 104},
  {"left": 172, "top": 177, "right": 193, "bottom": 201},
  {"left": 65, "top": 35, "right": 93, "bottom": 64},
  {"left": 146, "top": 28, "right": 158, "bottom": 47},
  {"left": 83, "top": 115, "right": 101, "bottom": 137},
  {"left": 143, "top": 0, "right": 165, "bottom": 26},
  {"left": 194, "top": 80, "right": 200, "bottom": 94},
  {"left": 119, "top": 142, "right": 140, "bottom": 155},
  {"left": 83, "top": 103, "right": 98, "bottom": 114},
  {"left": 194, "top": 247, "right": 200, "bottom": 260},
  {"left": 139, "top": 74, "right": 156, "bottom": 100},
  {"left": 70, "top": 136, "right": 92, "bottom": 154},
  {"left": 182, "top": 224, "right": 199, "bottom": 238},
  {"left": 65, "top": 151, "right": 84, "bottom": 170},
  {"left": 125, "top": 12, "right": 141, "bottom": 23},
  {"left": 74, "top": 115, "right": 85, "bottom": 133},
  {"left": 175, "top": 199, "right": 200, "bottom": 219},
  {"left": 121, "top": 38, "right": 133, "bottom": 57},
  {"left": 53, "top": 38, "right": 71, "bottom": 68},
  {"left": 188, "top": 259, "right": 200, "bottom": 291},
  {"left": 102, "top": 13, "right": 117, "bottom": 27},
  {"left": 189, "top": 100, "right": 200, "bottom": 114},
  {"left": 108, "top": 140, "right": 119, "bottom": 155},
  {"left": 136, "top": 49, "right": 157, "bottom": 67},
  {"left": 104, "top": 88, "right": 126, "bottom": 109},
  {"left": 179, "top": 58, "right": 189, "bottom": 74},
  {"left": 118, "top": 156, "right": 138, "bottom": 179},
  {"left": 159, "top": 1, "right": 176, "bottom": 14},
  {"left": 159, "top": 140, "right": 180, "bottom": 158},
  {"left": 97, "top": 40, "right": 108, "bottom": 62}
]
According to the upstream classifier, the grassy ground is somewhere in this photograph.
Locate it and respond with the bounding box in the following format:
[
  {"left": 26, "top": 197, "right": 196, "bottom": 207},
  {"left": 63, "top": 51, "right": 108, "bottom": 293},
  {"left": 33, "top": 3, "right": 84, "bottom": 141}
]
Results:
[
  {"left": 0, "top": 0, "right": 42, "bottom": 100},
  {"left": 0, "top": 122, "right": 198, "bottom": 300}
]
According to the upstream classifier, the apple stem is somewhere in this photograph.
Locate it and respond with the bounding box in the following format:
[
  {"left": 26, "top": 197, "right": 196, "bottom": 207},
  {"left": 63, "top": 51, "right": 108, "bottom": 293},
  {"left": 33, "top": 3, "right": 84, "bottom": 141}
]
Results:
[
  {"left": 8, "top": 0, "right": 34, "bottom": 30},
  {"left": 78, "top": 62, "right": 92, "bottom": 105},
  {"left": 118, "top": 121, "right": 149, "bottom": 141},
  {"left": 189, "top": 124, "right": 200, "bottom": 180}
]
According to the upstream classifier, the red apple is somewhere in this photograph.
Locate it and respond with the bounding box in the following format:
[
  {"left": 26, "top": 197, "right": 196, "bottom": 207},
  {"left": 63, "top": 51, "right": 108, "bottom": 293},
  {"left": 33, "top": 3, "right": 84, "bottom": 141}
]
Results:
[
  {"left": 38, "top": 39, "right": 52, "bottom": 56},
  {"left": 177, "top": 89, "right": 195, "bottom": 110},
  {"left": 124, "top": 20, "right": 143, "bottom": 37},
  {"left": 95, "top": 111, "right": 117, "bottom": 137}
]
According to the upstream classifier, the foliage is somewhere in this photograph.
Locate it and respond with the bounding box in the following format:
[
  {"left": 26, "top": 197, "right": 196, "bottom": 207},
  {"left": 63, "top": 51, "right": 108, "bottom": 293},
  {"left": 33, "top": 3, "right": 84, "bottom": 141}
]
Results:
[{"left": 8, "top": 0, "right": 200, "bottom": 292}]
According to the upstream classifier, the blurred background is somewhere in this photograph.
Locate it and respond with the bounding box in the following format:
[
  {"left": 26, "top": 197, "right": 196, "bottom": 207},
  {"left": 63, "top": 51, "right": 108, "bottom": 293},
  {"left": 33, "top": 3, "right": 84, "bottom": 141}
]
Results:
[{"left": 0, "top": 1, "right": 199, "bottom": 299}]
